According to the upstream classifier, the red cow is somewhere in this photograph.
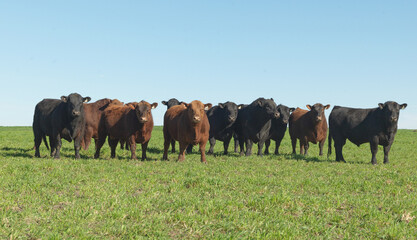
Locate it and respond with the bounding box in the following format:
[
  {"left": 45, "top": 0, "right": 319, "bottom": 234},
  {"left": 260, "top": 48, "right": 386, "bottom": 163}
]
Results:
[
  {"left": 163, "top": 100, "right": 212, "bottom": 163},
  {"left": 289, "top": 103, "right": 330, "bottom": 156},
  {"left": 94, "top": 100, "right": 158, "bottom": 160},
  {"left": 82, "top": 98, "right": 123, "bottom": 150}
]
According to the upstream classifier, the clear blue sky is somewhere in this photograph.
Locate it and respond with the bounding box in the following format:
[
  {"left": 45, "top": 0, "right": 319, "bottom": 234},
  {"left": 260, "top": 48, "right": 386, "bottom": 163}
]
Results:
[{"left": 1, "top": 1, "right": 416, "bottom": 128}]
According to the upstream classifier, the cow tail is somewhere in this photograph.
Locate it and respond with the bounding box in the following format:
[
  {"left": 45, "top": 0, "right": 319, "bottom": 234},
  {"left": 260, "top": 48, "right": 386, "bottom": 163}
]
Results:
[
  {"left": 42, "top": 135, "right": 50, "bottom": 150},
  {"left": 327, "top": 129, "right": 332, "bottom": 158}
]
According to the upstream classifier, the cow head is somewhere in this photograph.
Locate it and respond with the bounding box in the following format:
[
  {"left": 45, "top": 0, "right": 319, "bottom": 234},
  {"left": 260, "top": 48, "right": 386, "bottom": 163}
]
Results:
[
  {"left": 306, "top": 103, "right": 330, "bottom": 122},
  {"left": 133, "top": 101, "right": 158, "bottom": 123},
  {"left": 277, "top": 104, "right": 295, "bottom": 124},
  {"left": 255, "top": 98, "right": 280, "bottom": 119},
  {"left": 185, "top": 100, "right": 212, "bottom": 124},
  {"left": 378, "top": 101, "right": 407, "bottom": 125},
  {"left": 61, "top": 93, "right": 91, "bottom": 118},
  {"left": 218, "top": 101, "right": 239, "bottom": 123},
  {"left": 161, "top": 98, "right": 181, "bottom": 109}
]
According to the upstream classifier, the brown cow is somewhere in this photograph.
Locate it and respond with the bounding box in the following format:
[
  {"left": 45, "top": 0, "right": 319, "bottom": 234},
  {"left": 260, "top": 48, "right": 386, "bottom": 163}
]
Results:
[
  {"left": 289, "top": 103, "right": 330, "bottom": 156},
  {"left": 94, "top": 100, "right": 158, "bottom": 160},
  {"left": 162, "top": 100, "right": 212, "bottom": 163},
  {"left": 82, "top": 98, "right": 123, "bottom": 150}
]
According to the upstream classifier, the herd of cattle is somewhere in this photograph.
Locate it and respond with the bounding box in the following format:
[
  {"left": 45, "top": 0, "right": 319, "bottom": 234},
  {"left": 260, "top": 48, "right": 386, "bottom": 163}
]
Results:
[{"left": 32, "top": 93, "right": 407, "bottom": 165}]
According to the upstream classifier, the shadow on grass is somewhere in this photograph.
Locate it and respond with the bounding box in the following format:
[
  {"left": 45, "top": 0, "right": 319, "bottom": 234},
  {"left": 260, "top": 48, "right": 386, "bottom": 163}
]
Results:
[{"left": 1, "top": 147, "right": 33, "bottom": 158}]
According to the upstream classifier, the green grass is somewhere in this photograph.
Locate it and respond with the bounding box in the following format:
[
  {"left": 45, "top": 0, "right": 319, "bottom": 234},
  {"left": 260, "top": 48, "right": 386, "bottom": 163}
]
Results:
[{"left": 1, "top": 126, "right": 417, "bottom": 239}]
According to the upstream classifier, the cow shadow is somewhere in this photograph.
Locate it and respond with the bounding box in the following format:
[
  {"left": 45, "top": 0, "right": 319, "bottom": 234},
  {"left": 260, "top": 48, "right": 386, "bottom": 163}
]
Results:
[
  {"left": 1, "top": 147, "right": 33, "bottom": 158},
  {"left": 282, "top": 153, "right": 324, "bottom": 163}
]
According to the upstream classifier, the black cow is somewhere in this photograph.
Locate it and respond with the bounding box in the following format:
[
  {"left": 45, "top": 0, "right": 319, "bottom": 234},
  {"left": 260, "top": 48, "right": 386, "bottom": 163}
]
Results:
[
  {"left": 207, "top": 101, "right": 239, "bottom": 155},
  {"left": 233, "top": 104, "right": 248, "bottom": 153},
  {"left": 33, "top": 93, "right": 91, "bottom": 159},
  {"left": 264, "top": 104, "right": 295, "bottom": 155},
  {"left": 161, "top": 98, "right": 184, "bottom": 153},
  {"left": 162, "top": 98, "right": 182, "bottom": 109},
  {"left": 328, "top": 101, "right": 407, "bottom": 164},
  {"left": 234, "top": 98, "right": 280, "bottom": 156}
]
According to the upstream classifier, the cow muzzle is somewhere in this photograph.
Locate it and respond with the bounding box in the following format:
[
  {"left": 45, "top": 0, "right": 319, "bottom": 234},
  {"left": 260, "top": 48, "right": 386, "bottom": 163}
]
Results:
[
  {"left": 193, "top": 116, "right": 201, "bottom": 123},
  {"left": 282, "top": 119, "right": 288, "bottom": 124},
  {"left": 72, "top": 110, "right": 81, "bottom": 117},
  {"left": 228, "top": 116, "right": 235, "bottom": 122},
  {"left": 139, "top": 117, "right": 148, "bottom": 123},
  {"left": 391, "top": 117, "right": 398, "bottom": 122}
]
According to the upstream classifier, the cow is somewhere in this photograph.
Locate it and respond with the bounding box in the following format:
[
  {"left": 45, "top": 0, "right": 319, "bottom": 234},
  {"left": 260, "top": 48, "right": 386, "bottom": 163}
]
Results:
[
  {"left": 33, "top": 93, "right": 91, "bottom": 159},
  {"left": 328, "top": 101, "right": 407, "bottom": 164},
  {"left": 94, "top": 101, "right": 158, "bottom": 160},
  {"left": 82, "top": 98, "right": 123, "bottom": 150},
  {"left": 289, "top": 103, "right": 330, "bottom": 156},
  {"left": 162, "top": 100, "right": 212, "bottom": 163},
  {"left": 234, "top": 98, "right": 280, "bottom": 156},
  {"left": 206, "top": 101, "right": 239, "bottom": 155},
  {"left": 161, "top": 98, "right": 184, "bottom": 153},
  {"left": 162, "top": 98, "right": 182, "bottom": 109},
  {"left": 233, "top": 104, "right": 248, "bottom": 153},
  {"left": 264, "top": 104, "right": 295, "bottom": 155}
]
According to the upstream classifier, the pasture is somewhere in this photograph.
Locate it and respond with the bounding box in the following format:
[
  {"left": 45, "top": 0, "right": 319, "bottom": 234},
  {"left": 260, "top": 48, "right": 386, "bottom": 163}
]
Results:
[{"left": 0, "top": 126, "right": 416, "bottom": 239}]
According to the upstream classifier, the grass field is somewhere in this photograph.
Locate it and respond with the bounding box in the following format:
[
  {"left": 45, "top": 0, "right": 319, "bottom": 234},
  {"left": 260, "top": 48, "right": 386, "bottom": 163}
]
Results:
[{"left": 0, "top": 126, "right": 416, "bottom": 239}]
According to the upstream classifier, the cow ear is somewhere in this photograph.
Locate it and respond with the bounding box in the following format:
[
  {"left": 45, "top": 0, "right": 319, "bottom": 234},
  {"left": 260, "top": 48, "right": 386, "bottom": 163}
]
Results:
[
  {"left": 378, "top": 103, "right": 384, "bottom": 109},
  {"left": 61, "top": 96, "right": 68, "bottom": 102},
  {"left": 162, "top": 101, "right": 167, "bottom": 105},
  {"left": 257, "top": 100, "right": 264, "bottom": 107},
  {"left": 289, "top": 108, "right": 296, "bottom": 112},
  {"left": 218, "top": 103, "right": 224, "bottom": 109},
  {"left": 270, "top": 98, "right": 274, "bottom": 102},
  {"left": 237, "top": 104, "right": 244, "bottom": 110},
  {"left": 400, "top": 103, "right": 407, "bottom": 110},
  {"left": 324, "top": 104, "right": 330, "bottom": 110},
  {"left": 128, "top": 104, "right": 135, "bottom": 110},
  {"left": 151, "top": 102, "right": 158, "bottom": 109},
  {"left": 204, "top": 103, "right": 212, "bottom": 110},
  {"left": 183, "top": 103, "right": 189, "bottom": 109},
  {"left": 83, "top": 97, "right": 91, "bottom": 103},
  {"left": 306, "top": 105, "right": 312, "bottom": 110}
]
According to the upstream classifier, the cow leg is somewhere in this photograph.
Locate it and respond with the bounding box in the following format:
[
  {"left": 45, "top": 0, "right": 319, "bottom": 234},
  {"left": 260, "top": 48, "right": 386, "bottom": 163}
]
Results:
[
  {"left": 199, "top": 142, "right": 207, "bottom": 163},
  {"left": 163, "top": 132, "right": 171, "bottom": 160},
  {"left": 319, "top": 140, "right": 325, "bottom": 156},
  {"left": 178, "top": 142, "right": 188, "bottom": 162},
  {"left": 370, "top": 137, "right": 379, "bottom": 165},
  {"left": 234, "top": 135, "right": 239, "bottom": 153},
  {"left": 245, "top": 139, "right": 253, "bottom": 156},
  {"left": 334, "top": 138, "right": 346, "bottom": 162},
  {"left": 223, "top": 135, "right": 232, "bottom": 155},
  {"left": 238, "top": 135, "right": 245, "bottom": 156},
  {"left": 257, "top": 140, "right": 265, "bottom": 156},
  {"left": 94, "top": 134, "right": 107, "bottom": 159},
  {"left": 275, "top": 138, "right": 283, "bottom": 155},
  {"left": 141, "top": 141, "right": 149, "bottom": 161},
  {"left": 49, "top": 136, "right": 56, "bottom": 157},
  {"left": 304, "top": 142, "right": 309, "bottom": 156},
  {"left": 129, "top": 140, "right": 137, "bottom": 160},
  {"left": 108, "top": 138, "right": 119, "bottom": 158},
  {"left": 74, "top": 137, "right": 82, "bottom": 159},
  {"left": 291, "top": 137, "right": 297, "bottom": 154},
  {"left": 54, "top": 136, "right": 62, "bottom": 159},
  {"left": 382, "top": 143, "right": 392, "bottom": 164},
  {"left": 170, "top": 139, "right": 176, "bottom": 153},
  {"left": 208, "top": 137, "right": 216, "bottom": 155},
  {"left": 264, "top": 139, "right": 270, "bottom": 155},
  {"left": 34, "top": 133, "right": 42, "bottom": 158},
  {"left": 299, "top": 139, "right": 304, "bottom": 155}
]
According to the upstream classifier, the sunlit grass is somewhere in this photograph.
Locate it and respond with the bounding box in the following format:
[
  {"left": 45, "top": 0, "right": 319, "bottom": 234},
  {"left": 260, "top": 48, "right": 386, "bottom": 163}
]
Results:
[{"left": 0, "top": 126, "right": 416, "bottom": 239}]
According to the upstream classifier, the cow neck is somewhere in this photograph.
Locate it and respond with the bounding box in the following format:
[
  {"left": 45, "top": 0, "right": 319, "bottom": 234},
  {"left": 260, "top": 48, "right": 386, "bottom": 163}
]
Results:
[{"left": 374, "top": 108, "right": 397, "bottom": 137}]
